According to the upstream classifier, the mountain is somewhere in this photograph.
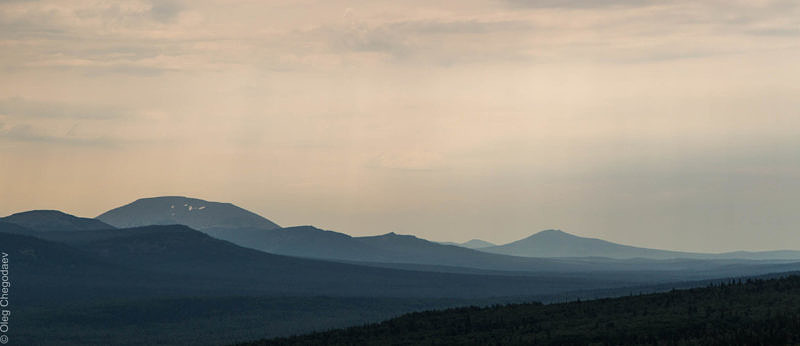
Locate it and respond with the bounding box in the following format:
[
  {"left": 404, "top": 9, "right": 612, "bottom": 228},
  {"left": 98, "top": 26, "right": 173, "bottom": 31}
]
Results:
[
  {"left": 348, "top": 233, "right": 800, "bottom": 279},
  {"left": 439, "top": 239, "right": 496, "bottom": 249},
  {"left": 202, "top": 225, "right": 395, "bottom": 262},
  {"left": 355, "top": 232, "right": 521, "bottom": 267},
  {"left": 461, "top": 239, "right": 495, "bottom": 249},
  {"left": 1, "top": 210, "right": 115, "bottom": 232},
  {"left": 105, "top": 224, "right": 604, "bottom": 274},
  {"left": 94, "top": 197, "right": 686, "bottom": 268},
  {"left": 480, "top": 229, "right": 800, "bottom": 260},
  {"left": 97, "top": 196, "right": 280, "bottom": 230},
  {"left": 171, "top": 226, "right": 800, "bottom": 281},
  {"left": 92, "top": 198, "right": 643, "bottom": 273},
  {"left": 95, "top": 196, "right": 800, "bottom": 266},
  {"left": 480, "top": 229, "right": 692, "bottom": 259},
  {"left": 1, "top": 225, "right": 652, "bottom": 303},
  {"left": 8, "top": 208, "right": 800, "bottom": 346}
]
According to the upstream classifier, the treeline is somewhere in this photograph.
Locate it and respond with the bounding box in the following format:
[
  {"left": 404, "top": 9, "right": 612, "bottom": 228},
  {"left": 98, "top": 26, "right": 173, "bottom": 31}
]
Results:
[{"left": 241, "top": 275, "right": 800, "bottom": 345}]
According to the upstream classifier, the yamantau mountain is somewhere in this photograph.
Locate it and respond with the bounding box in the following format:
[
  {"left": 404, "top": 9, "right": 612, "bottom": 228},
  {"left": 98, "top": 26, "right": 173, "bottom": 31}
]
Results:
[{"left": 97, "top": 196, "right": 280, "bottom": 231}]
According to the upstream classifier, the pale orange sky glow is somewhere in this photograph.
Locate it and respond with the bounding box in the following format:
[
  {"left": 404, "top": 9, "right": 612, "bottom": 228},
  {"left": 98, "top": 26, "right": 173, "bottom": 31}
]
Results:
[{"left": 1, "top": 0, "right": 799, "bottom": 252}]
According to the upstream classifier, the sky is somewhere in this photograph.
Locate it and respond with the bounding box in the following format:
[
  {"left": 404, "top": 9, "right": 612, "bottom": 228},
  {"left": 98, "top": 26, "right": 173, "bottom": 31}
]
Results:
[{"left": 1, "top": 0, "right": 799, "bottom": 252}]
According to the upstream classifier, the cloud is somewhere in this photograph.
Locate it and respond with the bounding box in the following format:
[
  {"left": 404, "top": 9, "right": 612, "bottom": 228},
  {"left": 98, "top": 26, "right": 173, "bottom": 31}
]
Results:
[
  {"left": 505, "top": 0, "right": 666, "bottom": 9},
  {"left": 0, "top": 98, "right": 131, "bottom": 120},
  {"left": 746, "top": 27, "right": 800, "bottom": 36},
  {"left": 149, "top": 0, "right": 182, "bottom": 22},
  {"left": 0, "top": 123, "right": 120, "bottom": 147},
  {"left": 367, "top": 150, "right": 446, "bottom": 171},
  {"left": 2, "top": 0, "right": 798, "bottom": 73},
  {"left": 326, "top": 18, "right": 543, "bottom": 64}
]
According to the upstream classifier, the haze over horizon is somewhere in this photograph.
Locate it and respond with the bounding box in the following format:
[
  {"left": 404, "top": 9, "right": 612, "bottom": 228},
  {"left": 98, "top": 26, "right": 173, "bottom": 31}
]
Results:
[{"left": 1, "top": 1, "right": 799, "bottom": 252}]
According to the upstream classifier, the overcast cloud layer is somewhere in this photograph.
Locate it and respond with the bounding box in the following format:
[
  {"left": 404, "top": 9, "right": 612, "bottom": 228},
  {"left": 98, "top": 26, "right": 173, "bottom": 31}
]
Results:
[{"left": 1, "top": 0, "right": 799, "bottom": 252}]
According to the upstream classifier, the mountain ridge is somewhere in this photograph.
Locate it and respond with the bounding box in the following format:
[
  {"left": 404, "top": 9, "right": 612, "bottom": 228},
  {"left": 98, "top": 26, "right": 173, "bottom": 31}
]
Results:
[
  {"left": 1, "top": 210, "right": 115, "bottom": 232},
  {"left": 481, "top": 229, "right": 800, "bottom": 260}
]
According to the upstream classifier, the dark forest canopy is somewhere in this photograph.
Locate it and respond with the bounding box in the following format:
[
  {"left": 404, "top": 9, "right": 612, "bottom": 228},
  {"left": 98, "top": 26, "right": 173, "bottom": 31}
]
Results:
[{"left": 243, "top": 275, "right": 800, "bottom": 346}]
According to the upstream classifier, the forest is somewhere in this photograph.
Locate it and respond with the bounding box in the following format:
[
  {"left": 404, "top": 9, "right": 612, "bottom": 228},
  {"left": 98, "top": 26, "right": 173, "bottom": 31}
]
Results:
[{"left": 243, "top": 275, "right": 800, "bottom": 345}]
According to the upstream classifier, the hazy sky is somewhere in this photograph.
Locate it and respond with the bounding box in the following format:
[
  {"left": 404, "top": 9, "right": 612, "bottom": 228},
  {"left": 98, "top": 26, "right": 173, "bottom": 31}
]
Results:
[{"left": 1, "top": 0, "right": 799, "bottom": 252}]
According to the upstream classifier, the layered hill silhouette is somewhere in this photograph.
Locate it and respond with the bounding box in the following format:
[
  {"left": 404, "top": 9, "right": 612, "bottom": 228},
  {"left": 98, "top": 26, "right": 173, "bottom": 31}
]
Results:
[
  {"left": 97, "top": 198, "right": 591, "bottom": 272},
  {"left": 0, "top": 223, "right": 653, "bottom": 305},
  {"left": 93, "top": 197, "right": 800, "bottom": 274},
  {"left": 480, "top": 229, "right": 800, "bottom": 260},
  {"left": 1, "top": 210, "right": 114, "bottom": 232},
  {"left": 200, "top": 225, "right": 396, "bottom": 263},
  {"left": 6, "top": 209, "right": 800, "bottom": 305},
  {"left": 6, "top": 204, "right": 800, "bottom": 346}
]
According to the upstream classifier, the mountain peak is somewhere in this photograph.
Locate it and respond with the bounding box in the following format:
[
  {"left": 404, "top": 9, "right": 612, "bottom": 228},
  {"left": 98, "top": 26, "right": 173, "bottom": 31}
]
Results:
[
  {"left": 460, "top": 239, "right": 496, "bottom": 249},
  {"left": 133, "top": 196, "right": 215, "bottom": 204},
  {"left": 535, "top": 229, "right": 568, "bottom": 235},
  {"left": 379, "top": 232, "right": 417, "bottom": 239},
  {"left": 481, "top": 229, "right": 697, "bottom": 259},
  {"left": 6, "top": 209, "right": 68, "bottom": 217},
  {"left": 524, "top": 229, "right": 578, "bottom": 240},
  {"left": 97, "top": 196, "right": 280, "bottom": 230}
]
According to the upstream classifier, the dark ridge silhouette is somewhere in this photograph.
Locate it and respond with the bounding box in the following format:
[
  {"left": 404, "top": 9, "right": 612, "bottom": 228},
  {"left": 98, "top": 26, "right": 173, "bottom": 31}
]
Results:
[
  {"left": 200, "top": 225, "right": 395, "bottom": 262},
  {"left": 0, "top": 225, "right": 653, "bottom": 304},
  {"left": 1, "top": 210, "right": 115, "bottom": 232},
  {"left": 5, "top": 208, "right": 800, "bottom": 345},
  {"left": 10, "top": 207, "right": 800, "bottom": 280},
  {"left": 96, "top": 196, "right": 280, "bottom": 230},
  {"left": 11, "top": 217, "right": 800, "bottom": 287}
]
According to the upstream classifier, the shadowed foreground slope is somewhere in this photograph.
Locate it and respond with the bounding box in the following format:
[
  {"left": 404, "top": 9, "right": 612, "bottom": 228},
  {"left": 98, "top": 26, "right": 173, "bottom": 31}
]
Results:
[{"left": 244, "top": 274, "right": 800, "bottom": 346}]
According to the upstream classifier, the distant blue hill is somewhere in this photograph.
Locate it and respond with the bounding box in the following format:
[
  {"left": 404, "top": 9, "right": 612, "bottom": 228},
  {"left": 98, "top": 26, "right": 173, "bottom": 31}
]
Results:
[
  {"left": 439, "top": 239, "right": 495, "bottom": 249},
  {"left": 480, "top": 229, "right": 800, "bottom": 261}
]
